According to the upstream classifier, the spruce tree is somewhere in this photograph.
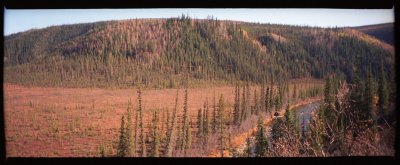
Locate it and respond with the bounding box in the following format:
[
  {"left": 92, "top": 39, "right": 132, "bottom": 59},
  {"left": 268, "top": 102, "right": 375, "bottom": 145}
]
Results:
[
  {"left": 254, "top": 117, "right": 268, "bottom": 157},
  {"left": 218, "top": 94, "right": 225, "bottom": 157},
  {"left": 203, "top": 99, "right": 210, "bottom": 148},
  {"left": 164, "top": 90, "right": 179, "bottom": 157},
  {"left": 117, "top": 115, "right": 127, "bottom": 157},
  {"left": 184, "top": 119, "right": 192, "bottom": 155},
  {"left": 293, "top": 83, "right": 297, "bottom": 99},
  {"left": 378, "top": 61, "right": 389, "bottom": 119},
  {"left": 212, "top": 90, "right": 217, "bottom": 134},
  {"left": 260, "top": 83, "right": 265, "bottom": 112},
  {"left": 197, "top": 108, "right": 203, "bottom": 137},
  {"left": 150, "top": 111, "right": 160, "bottom": 157},
  {"left": 244, "top": 137, "right": 252, "bottom": 157},
  {"left": 265, "top": 86, "right": 270, "bottom": 114},
  {"left": 364, "top": 68, "right": 376, "bottom": 128},
  {"left": 234, "top": 81, "right": 241, "bottom": 125},
  {"left": 125, "top": 99, "right": 133, "bottom": 156},
  {"left": 253, "top": 89, "right": 259, "bottom": 115},
  {"left": 245, "top": 81, "right": 251, "bottom": 120},
  {"left": 175, "top": 114, "right": 182, "bottom": 151},
  {"left": 137, "top": 87, "right": 146, "bottom": 157},
  {"left": 240, "top": 83, "right": 246, "bottom": 124},
  {"left": 271, "top": 117, "right": 285, "bottom": 143}
]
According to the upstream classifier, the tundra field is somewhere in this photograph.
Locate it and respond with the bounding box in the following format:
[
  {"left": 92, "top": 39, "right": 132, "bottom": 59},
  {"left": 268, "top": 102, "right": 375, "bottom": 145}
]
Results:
[{"left": 4, "top": 79, "right": 323, "bottom": 157}]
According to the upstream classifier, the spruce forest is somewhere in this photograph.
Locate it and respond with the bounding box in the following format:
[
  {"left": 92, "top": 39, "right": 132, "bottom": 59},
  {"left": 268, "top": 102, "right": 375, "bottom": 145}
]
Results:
[{"left": 4, "top": 15, "right": 396, "bottom": 157}]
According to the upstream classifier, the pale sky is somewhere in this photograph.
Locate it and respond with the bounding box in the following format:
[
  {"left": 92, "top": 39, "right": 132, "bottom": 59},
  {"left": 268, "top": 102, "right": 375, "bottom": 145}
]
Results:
[{"left": 4, "top": 8, "right": 395, "bottom": 36}]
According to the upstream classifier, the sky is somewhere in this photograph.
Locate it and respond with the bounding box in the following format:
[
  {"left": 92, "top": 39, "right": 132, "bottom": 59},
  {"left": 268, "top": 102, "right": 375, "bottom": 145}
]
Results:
[{"left": 4, "top": 8, "right": 395, "bottom": 36}]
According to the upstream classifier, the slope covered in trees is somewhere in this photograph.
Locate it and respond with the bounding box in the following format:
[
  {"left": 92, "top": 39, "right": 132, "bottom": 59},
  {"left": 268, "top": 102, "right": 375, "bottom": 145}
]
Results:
[
  {"left": 4, "top": 16, "right": 394, "bottom": 88},
  {"left": 353, "top": 23, "right": 394, "bottom": 45}
]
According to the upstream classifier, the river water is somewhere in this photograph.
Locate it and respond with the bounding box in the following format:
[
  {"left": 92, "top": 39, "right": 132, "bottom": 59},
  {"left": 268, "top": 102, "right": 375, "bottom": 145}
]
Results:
[
  {"left": 294, "top": 101, "right": 322, "bottom": 131},
  {"left": 235, "top": 101, "right": 321, "bottom": 157}
]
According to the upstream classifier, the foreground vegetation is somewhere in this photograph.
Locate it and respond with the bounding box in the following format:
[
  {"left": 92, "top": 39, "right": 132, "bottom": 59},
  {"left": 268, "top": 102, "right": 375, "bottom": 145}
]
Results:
[
  {"left": 111, "top": 65, "right": 395, "bottom": 157},
  {"left": 111, "top": 78, "right": 325, "bottom": 157}
]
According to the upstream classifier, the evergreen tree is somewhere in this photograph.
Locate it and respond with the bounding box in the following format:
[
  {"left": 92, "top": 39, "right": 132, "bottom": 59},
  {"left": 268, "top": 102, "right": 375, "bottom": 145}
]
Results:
[
  {"left": 197, "top": 108, "right": 203, "bottom": 137},
  {"left": 364, "top": 68, "right": 377, "bottom": 128},
  {"left": 234, "top": 81, "right": 241, "bottom": 125},
  {"left": 243, "top": 137, "right": 252, "bottom": 157},
  {"left": 212, "top": 90, "right": 217, "bottom": 134},
  {"left": 269, "top": 83, "right": 274, "bottom": 111},
  {"left": 125, "top": 99, "right": 133, "bottom": 156},
  {"left": 274, "top": 93, "right": 280, "bottom": 113},
  {"left": 203, "top": 99, "right": 210, "bottom": 148},
  {"left": 181, "top": 84, "right": 191, "bottom": 155},
  {"left": 137, "top": 87, "right": 146, "bottom": 157},
  {"left": 245, "top": 82, "right": 251, "bottom": 120},
  {"left": 175, "top": 114, "right": 182, "bottom": 151},
  {"left": 284, "top": 100, "right": 295, "bottom": 131},
  {"left": 164, "top": 90, "right": 179, "bottom": 157},
  {"left": 253, "top": 89, "right": 259, "bottom": 115},
  {"left": 117, "top": 115, "right": 127, "bottom": 157},
  {"left": 265, "top": 86, "right": 270, "bottom": 114},
  {"left": 150, "top": 111, "right": 160, "bottom": 157},
  {"left": 378, "top": 61, "right": 389, "bottom": 119},
  {"left": 271, "top": 117, "right": 285, "bottom": 143},
  {"left": 254, "top": 117, "right": 268, "bottom": 157},
  {"left": 184, "top": 119, "right": 192, "bottom": 156},
  {"left": 260, "top": 83, "right": 266, "bottom": 112},
  {"left": 322, "top": 76, "right": 336, "bottom": 125},
  {"left": 240, "top": 83, "right": 246, "bottom": 124},
  {"left": 218, "top": 94, "right": 225, "bottom": 157}
]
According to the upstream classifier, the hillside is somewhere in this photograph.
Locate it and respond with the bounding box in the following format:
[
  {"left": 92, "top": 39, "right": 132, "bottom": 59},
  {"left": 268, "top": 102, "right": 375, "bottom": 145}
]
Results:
[
  {"left": 4, "top": 17, "right": 395, "bottom": 88},
  {"left": 353, "top": 23, "right": 394, "bottom": 45}
]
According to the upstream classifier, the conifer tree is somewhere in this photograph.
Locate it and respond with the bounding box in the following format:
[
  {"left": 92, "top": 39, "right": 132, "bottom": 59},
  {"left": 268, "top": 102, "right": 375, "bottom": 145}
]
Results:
[
  {"left": 349, "top": 70, "right": 365, "bottom": 136},
  {"left": 378, "top": 61, "right": 389, "bottom": 119},
  {"left": 117, "top": 115, "right": 127, "bottom": 157},
  {"left": 260, "top": 83, "right": 265, "bottom": 112},
  {"left": 218, "top": 94, "right": 225, "bottom": 157},
  {"left": 125, "top": 99, "right": 133, "bottom": 156},
  {"left": 271, "top": 117, "right": 285, "bottom": 143},
  {"left": 269, "top": 83, "right": 274, "bottom": 111},
  {"left": 164, "top": 90, "right": 179, "bottom": 157},
  {"left": 254, "top": 117, "right": 268, "bottom": 157},
  {"left": 244, "top": 137, "right": 252, "bottom": 157},
  {"left": 137, "top": 87, "right": 146, "bottom": 157},
  {"left": 234, "top": 81, "right": 241, "bottom": 125},
  {"left": 284, "top": 99, "right": 297, "bottom": 135},
  {"left": 240, "top": 83, "right": 246, "bottom": 124},
  {"left": 253, "top": 89, "right": 259, "bottom": 115},
  {"left": 245, "top": 81, "right": 251, "bottom": 119},
  {"left": 184, "top": 119, "right": 192, "bottom": 155},
  {"left": 181, "top": 83, "right": 191, "bottom": 154},
  {"left": 293, "top": 83, "right": 297, "bottom": 99},
  {"left": 175, "top": 114, "right": 182, "bottom": 151},
  {"left": 274, "top": 94, "right": 280, "bottom": 113},
  {"left": 364, "top": 68, "right": 376, "bottom": 128},
  {"left": 203, "top": 99, "right": 210, "bottom": 147},
  {"left": 212, "top": 90, "right": 217, "bottom": 133},
  {"left": 197, "top": 108, "right": 203, "bottom": 137},
  {"left": 150, "top": 111, "right": 160, "bottom": 157},
  {"left": 265, "top": 86, "right": 270, "bottom": 114}
]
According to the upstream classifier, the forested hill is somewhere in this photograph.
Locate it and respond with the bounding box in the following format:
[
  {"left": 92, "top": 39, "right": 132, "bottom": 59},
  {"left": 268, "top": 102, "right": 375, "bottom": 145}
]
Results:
[
  {"left": 353, "top": 23, "right": 394, "bottom": 45},
  {"left": 4, "top": 17, "right": 395, "bottom": 88}
]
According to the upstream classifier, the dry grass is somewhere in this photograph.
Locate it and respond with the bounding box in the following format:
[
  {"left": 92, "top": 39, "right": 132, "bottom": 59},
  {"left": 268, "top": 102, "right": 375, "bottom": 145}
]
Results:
[{"left": 4, "top": 80, "right": 322, "bottom": 157}]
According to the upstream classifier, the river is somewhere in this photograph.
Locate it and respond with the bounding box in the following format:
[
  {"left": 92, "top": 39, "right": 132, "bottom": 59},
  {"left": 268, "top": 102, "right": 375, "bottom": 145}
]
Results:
[{"left": 236, "top": 100, "right": 322, "bottom": 157}]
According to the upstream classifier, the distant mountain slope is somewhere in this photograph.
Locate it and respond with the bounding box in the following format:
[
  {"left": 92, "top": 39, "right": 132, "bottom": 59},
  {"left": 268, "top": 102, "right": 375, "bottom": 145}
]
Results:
[
  {"left": 353, "top": 23, "right": 394, "bottom": 45},
  {"left": 4, "top": 17, "right": 395, "bottom": 88}
]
